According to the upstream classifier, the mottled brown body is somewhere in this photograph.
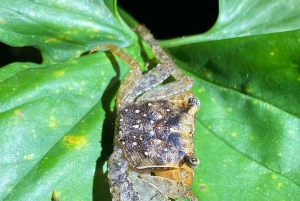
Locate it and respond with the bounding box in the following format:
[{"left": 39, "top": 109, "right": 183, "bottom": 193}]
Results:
[
  {"left": 117, "top": 99, "right": 197, "bottom": 169},
  {"left": 91, "top": 25, "right": 200, "bottom": 201}
]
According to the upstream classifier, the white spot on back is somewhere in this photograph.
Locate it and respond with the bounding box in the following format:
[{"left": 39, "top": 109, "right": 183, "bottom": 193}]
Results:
[
  {"left": 145, "top": 151, "right": 149, "bottom": 156},
  {"left": 148, "top": 103, "right": 152, "bottom": 106},
  {"left": 133, "top": 142, "right": 137, "bottom": 146},
  {"left": 135, "top": 110, "right": 140, "bottom": 113},
  {"left": 133, "top": 125, "right": 139, "bottom": 128}
]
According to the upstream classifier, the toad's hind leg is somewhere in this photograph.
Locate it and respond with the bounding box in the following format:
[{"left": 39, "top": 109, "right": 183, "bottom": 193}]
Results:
[
  {"left": 140, "top": 174, "right": 198, "bottom": 201},
  {"left": 91, "top": 44, "right": 143, "bottom": 109},
  {"left": 135, "top": 25, "right": 193, "bottom": 100},
  {"left": 127, "top": 171, "right": 170, "bottom": 201},
  {"left": 136, "top": 25, "right": 188, "bottom": 80},
  {"left": 108, "top": 146, "right": 141, "bottom": 201},
  {"left": 91, "top": 44, "right": 174, "bottom": 110}
]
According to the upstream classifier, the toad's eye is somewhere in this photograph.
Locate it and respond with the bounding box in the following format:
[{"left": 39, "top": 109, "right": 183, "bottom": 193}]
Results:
[{"left": 185, "top": 156, "right": 200, "bottom": 169}]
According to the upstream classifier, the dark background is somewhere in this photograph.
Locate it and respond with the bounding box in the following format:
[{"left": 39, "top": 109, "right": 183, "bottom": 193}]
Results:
[
  {"left": 0, "top": 1, "right": 218, "bottom": 66},
  {"left": 118, "top": 0, "right": 219, "bottom": 39}
]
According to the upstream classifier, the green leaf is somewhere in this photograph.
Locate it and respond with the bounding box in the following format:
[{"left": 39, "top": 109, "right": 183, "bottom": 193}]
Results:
[
  {"left": 161, "top": 1, "right": 300, "bottom": 200},
  {"left": 0, "top": 0, "right": 134, "bottom": 64},
  {"left": 162, "top": 0, "right": 300, "bottom": 46},
  {"left": 1, "top": 0, "right": 300, "bottom": 201}
]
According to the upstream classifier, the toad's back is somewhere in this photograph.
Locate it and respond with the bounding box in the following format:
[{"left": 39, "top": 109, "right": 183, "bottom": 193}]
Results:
[{"left": 116, "top": 99, "right": 198, "bottom": 169}]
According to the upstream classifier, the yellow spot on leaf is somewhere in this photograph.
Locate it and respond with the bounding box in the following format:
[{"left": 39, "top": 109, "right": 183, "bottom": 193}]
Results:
[
  {"left": 24, "top": 154, "right": 34, "bottom": 160},
  {"left": 63, "top": 136, "right": 87, "bottom": 149},
  {"left": 55, "top": 70, "right": 65, "bottom": 77},
  {"left": 277, "top": 182, "right": 283, "bottom": 190},
  {"left": 14, "top": 109, "right": 24, "bottom": 117},
  {"left": 45, "top": 38, "right": 58, "bottom": 43},
  {"left": 270, "top": 52, "right": 275, "bottom": 56},
  {"left": 92, "top": 28, "right": 99, "bottom": 32},
  {"left": 227, "top": 107, "right": 232, "bottom": 112},
  {"left": 272, "top": 174, "right": 277, "bottom": 179},
  {"left": 278, "top": 152, "right": 282, "bottom": 157},
  {"left": 71, "top": 60, "right": 79, "bottom": 64},
  {"left": 21, "top": 64, "right": 29, "bottom": 69},
  {"left": 49, "top": 115, "right": 57, "bottom": 129},
  {"left": 198, "top": 88, "right": 205, "bottom": 93},
  {"left": 231, "top": 132, "right": 237, "bottom": 137}
]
